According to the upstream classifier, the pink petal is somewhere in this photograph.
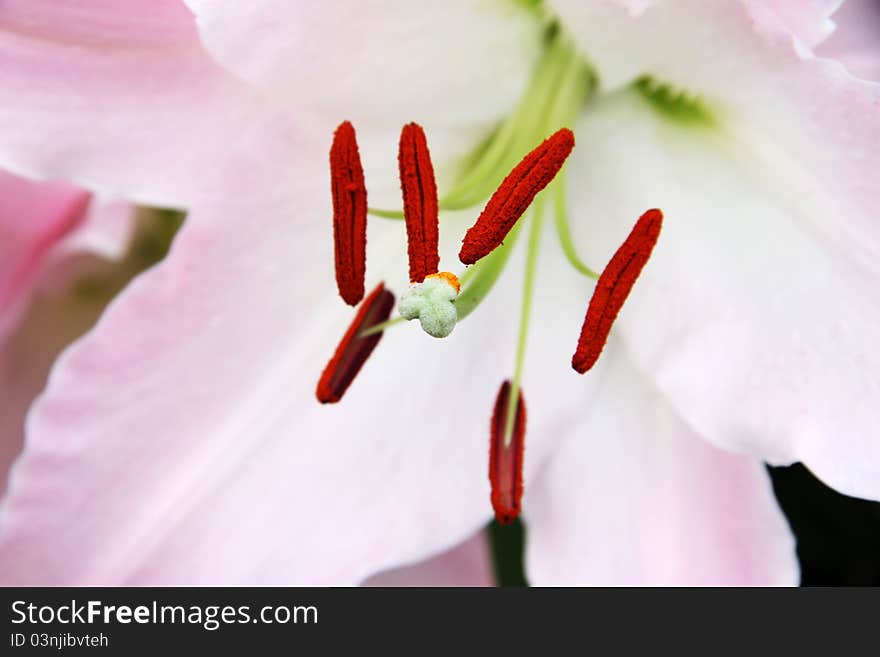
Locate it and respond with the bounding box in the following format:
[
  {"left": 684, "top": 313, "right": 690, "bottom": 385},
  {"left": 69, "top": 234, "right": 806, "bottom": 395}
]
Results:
[
  {"left": 817, "top": 0, "right": 880, "bottom": 81},
  {"left": 0, "top": 0, "right": 269, "bottom": 207},
  {"left": 0, "top": 161, "right": 407, "bottom": 584},
  {"left": 525, "top": 341, "right": 798, "bottom": 586},
  {"left": 362, "top": 530, "right": 494, "bottom": 586},
  {"left": 0, "top": 188, "right": 489, "bottom": 583}
]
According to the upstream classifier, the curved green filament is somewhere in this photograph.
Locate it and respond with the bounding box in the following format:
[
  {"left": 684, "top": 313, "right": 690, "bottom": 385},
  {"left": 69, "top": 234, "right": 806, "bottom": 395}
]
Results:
[
  {"left": 504, "top": 193, "right": 546, "bottom": 445},
  {"left": 535, "top": 39, "right": 599, "bottom": 281},
  {"left": 552, "top": 173, "right": 598, "bottom": 279}
]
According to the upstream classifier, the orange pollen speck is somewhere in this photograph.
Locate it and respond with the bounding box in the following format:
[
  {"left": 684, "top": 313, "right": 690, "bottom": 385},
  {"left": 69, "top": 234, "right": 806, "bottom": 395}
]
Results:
[{"left": 425, "top": 271, "right": 460, "bottom": 294}]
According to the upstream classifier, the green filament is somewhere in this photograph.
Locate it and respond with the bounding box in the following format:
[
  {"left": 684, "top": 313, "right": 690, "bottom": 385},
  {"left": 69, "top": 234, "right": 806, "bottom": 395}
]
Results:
[{"left": 552, "top": 173, "right": 598, "bottom": 279}]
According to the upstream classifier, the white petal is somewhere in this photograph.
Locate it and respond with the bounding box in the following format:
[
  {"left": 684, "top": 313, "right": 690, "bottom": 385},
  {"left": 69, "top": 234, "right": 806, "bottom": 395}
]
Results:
[
  {"left": 525, "top": 341, "right": 798, "bottom": 585},
  {"left": 184, "top": 0, "right": 543, "bottom": 203},
  {"left": 744, "top": 0, "right": 842, "bottom": 48},
  {"left": 564, "top": 90, "right": 880, "bottom": 500},
  {"left": 548, "top": 0, "right": 845, "bottom": 90}
]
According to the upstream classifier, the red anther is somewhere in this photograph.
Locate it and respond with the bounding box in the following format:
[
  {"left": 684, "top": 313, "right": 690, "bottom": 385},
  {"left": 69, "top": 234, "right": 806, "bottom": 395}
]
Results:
[
  {"left": 572, "top": 209, "right": 663, "bottom": 374},
  {"left": 399, "top": 123, "right": 440, "bottom": 282},
  {"left": 316, "top": 283, "right": 395, "bottom": 404},
  {"left": 489, "top": 381, "right": 526, "bottom": 525},
  {"left": 330, "top": 120, "right": 368, "bottom": 306},
  {"left": 459, "top": 128, "right": 575, "bottom": 265}
]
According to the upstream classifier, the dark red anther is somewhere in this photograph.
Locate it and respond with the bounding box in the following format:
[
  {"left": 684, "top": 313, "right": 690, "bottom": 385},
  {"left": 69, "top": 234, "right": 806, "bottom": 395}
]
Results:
[
  {"left": 489, "top": 381, "right": 526, "bottom": 525},
  {"left": 459, "top": 128, "right": 575, "bottom": 265},
  {"left": 316, "top": 282, "right": 395, "bottom": 404},
  {"left": 330, "top": 120, "right": 368, "bottom": 306},
  {"left": 399, "top": 123, "right": 440, "bottom": 282},
  {"left": 572, "top": 209, "right": 663, "bottom": 374}
]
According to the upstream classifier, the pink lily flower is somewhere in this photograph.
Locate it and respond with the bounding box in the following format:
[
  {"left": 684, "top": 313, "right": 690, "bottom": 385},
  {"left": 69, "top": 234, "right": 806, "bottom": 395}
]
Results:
[{"left": 0, "top": 0, "right": 878, "bottom": 586}]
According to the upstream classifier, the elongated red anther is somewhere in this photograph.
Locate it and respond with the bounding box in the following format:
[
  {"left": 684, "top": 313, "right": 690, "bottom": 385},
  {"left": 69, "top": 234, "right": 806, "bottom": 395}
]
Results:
[
  {"left": 316, "top": 283, "right": 395, "bottom": 404},
  {"left": 330, "top": 121, "right": 368, "bottom": 306},
  {"left": 459, "top": 128, "right": 575, "bottom": 265},
  {"left": 572, "top": 209, "right": 663, "bottom": 374},
  {"left": 399, "top": 123, "right": 440, "bottom": 282},
  {"left": 489, "top": 381, "right": 526, "bottom": 525}
]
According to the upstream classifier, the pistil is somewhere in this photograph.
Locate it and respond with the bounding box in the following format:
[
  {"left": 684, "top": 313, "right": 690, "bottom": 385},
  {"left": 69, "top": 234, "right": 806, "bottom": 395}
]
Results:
[{"left": 398, "top": 272, "right": 460, "bottom": 339}]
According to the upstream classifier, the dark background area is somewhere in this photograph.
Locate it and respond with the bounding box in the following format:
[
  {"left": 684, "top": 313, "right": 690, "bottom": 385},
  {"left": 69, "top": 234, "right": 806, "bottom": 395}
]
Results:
[
  {"left": 489, "top": 463, "right": 880, "bottom": 586},
  {"left": 769, "top": 464, "right": 880, "bottom": 585}
]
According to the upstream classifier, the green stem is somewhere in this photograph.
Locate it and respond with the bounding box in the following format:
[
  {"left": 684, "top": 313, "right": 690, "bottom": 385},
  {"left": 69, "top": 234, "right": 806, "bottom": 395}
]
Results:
[
  {"left": 497, "top": 35, "right": 593, "bottom": 443},
  {"left": 504, "top": 193, "right": 546, "bottom": 446}
]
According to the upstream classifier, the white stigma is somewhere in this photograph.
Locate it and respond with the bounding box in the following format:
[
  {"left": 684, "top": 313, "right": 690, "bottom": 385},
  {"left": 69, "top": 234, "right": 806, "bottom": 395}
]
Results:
[{"left": 399, "top": 275, "right": 459, "bottom": 338}]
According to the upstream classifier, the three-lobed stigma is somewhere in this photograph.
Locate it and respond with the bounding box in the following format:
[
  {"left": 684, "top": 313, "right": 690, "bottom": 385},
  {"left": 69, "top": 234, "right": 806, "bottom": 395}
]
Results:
[{"left": 398, "top": 272, "right": 460, "bottom": 339}]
